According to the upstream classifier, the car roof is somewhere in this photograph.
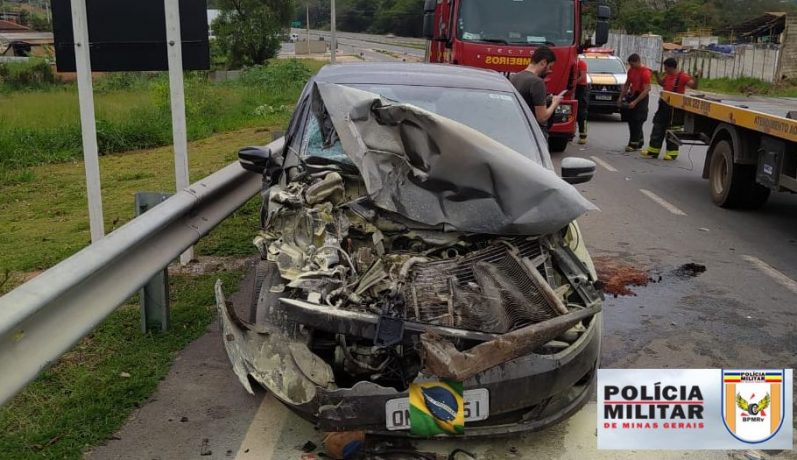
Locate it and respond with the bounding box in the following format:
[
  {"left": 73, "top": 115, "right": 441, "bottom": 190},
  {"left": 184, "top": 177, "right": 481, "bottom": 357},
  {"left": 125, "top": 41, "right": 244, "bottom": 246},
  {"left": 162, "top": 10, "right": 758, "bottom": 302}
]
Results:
[{"left": 315, "top": 63, "right": 516, "bottom": 92}]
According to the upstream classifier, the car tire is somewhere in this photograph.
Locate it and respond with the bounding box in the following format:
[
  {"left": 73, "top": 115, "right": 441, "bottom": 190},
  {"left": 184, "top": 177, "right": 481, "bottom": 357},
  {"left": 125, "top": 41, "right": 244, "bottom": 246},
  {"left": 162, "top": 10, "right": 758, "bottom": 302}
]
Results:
[
  {"left": 709, "top": 140, "right": 770, "bottom": 209},
  {"left": 548, "top": 137, "right": 569, "bottom": 153}
]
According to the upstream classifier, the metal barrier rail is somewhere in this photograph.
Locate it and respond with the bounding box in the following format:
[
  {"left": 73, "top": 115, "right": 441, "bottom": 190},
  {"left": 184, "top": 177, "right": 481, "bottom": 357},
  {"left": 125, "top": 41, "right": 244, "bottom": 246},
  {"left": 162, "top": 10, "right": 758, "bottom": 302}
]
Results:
[{"left": 0, "top": 138, "right": 284, "bottom": 405}]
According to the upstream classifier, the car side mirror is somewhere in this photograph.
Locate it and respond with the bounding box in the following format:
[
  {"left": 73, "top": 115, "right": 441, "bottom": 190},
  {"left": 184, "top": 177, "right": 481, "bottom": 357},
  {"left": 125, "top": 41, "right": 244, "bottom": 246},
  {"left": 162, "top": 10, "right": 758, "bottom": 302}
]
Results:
[
  {"left": 561, "top": 157, "right": 596, "bottom": 184},
  {"left": 597, "top": 5, "right": 611, "bottom": 20},
  {"left": 238, "top": 146, "right": 275, "bottom": 174},
  {"left": 595, "top": 21, "right": 609, "bottom": 46},
  {"left": 423, "top": 13, "right": 435, "bottom": 40},
  {"left": 423, "top": 0, "right": 437, "bottom": 40}
]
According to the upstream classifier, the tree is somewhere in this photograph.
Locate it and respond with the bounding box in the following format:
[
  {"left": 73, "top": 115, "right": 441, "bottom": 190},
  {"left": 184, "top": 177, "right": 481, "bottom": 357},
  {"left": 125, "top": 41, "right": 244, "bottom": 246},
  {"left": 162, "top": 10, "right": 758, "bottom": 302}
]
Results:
[
  {"left": 338, "top": 0, "right": 378, "bottom": 32},
  {"left": 213, "top": 0, "right": 294, "bottom": 69}
]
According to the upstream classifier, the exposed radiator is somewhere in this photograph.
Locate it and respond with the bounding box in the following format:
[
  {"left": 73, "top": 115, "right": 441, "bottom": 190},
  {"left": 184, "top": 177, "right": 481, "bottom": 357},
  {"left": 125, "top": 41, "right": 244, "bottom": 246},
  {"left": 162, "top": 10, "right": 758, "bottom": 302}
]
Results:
[{"left": 401, "top": 238, "right": 558, "bottom": 333}]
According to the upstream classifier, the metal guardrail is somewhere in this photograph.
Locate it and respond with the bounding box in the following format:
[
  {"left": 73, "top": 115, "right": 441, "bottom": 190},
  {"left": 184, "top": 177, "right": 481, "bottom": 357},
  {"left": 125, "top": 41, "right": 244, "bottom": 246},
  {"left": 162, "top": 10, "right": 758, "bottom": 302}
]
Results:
[{"left": 0, "top": 138, "right": 284, "bottom": 406}]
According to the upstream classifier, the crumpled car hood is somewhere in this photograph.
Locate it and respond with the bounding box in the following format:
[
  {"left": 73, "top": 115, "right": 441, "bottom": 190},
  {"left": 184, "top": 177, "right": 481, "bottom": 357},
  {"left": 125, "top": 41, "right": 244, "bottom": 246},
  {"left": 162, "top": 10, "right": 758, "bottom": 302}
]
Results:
[{"left": 311, "top": 82, "right": 597, "bottom": 236}]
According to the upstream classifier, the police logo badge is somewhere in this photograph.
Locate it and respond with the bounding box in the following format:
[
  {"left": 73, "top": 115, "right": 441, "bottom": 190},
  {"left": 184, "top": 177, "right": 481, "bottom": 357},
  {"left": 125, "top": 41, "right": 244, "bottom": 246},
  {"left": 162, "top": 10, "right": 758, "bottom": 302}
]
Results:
[{"left": 722, "top": 370, "right": 785, "bottom": 443}]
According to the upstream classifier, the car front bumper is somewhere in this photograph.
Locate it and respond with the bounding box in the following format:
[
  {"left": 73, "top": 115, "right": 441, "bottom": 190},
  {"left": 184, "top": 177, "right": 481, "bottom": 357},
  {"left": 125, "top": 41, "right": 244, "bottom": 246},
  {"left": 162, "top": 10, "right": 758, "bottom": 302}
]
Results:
[
  {"left": 309, "top": 312, "right": 601, "bottom": 436},
  {"left": 216, "top": 278, "right": 602, "bottom": 437}
]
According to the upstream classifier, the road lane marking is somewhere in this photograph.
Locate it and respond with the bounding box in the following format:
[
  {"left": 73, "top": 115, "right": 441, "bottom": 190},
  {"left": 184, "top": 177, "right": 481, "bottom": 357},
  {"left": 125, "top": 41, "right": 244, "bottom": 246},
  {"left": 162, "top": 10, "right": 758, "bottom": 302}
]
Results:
[
  {"left": 639, "top": 189, "right": 687, "bottom": 216},
  {"left": 235, "top": 394, "right": 287, "bottom": 460},
  {"left": 590, "top": 156, "right": 618, "bottom": 172},
  {"left": 742, "top": 255, "right": 797, "bottom": 295}
]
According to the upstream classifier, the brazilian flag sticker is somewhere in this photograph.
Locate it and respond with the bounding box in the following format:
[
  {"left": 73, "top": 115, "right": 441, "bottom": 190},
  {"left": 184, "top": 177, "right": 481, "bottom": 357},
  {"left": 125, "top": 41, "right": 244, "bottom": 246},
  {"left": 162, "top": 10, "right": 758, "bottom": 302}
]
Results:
[{"left": 409, "top": 381, "right": 465, "bottom": 436}]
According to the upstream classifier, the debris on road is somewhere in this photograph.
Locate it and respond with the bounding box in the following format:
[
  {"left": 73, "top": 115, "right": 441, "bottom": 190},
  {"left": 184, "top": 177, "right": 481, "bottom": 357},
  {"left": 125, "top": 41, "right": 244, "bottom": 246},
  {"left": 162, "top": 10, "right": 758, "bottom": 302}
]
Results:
[
  {"left": 199, "top": 438, "right": 212, "bottom": 456},
  {"left": 673, "top": 263, "right": 706, "bottom": 278},
  {"left": 323, "top": 431, "right": 365, "bottom": 459},
  {"left": 593, "top": 257, "right": 650, "bottom": 296}
]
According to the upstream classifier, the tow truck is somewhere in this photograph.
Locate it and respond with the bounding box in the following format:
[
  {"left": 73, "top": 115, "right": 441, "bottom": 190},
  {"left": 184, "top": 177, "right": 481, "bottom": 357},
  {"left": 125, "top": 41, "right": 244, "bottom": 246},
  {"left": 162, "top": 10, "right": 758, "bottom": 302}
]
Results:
[
  {"left": 663, "top": 91, "right": 797, "bottom": 208},
  {"left": 421, "top": 0, "right": 611, "bottom": 152}
]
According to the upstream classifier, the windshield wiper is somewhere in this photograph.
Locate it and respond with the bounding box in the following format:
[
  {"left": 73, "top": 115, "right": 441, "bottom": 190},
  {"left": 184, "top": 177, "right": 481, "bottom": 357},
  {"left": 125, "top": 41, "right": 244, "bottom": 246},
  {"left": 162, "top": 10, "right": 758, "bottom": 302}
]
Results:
[
  {"left": 478, "top": 37, "right": 509, "bottom": 44},
  {"left": 526, "top": 40, "right": 557, "bottom": 46}
]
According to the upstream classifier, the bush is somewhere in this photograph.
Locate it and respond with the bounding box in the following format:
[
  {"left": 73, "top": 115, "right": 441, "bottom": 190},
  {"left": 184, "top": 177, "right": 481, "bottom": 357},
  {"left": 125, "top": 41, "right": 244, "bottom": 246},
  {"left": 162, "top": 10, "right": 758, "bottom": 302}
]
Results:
[
  {"left": 238, "top": 59, "right": 311, "bottom": 91},
  {"left": 94, "top": 72, "right": 161, "bottom": 93},
  {"left": 0, "top": 59, "right": 316, "bottom": 171},
  {"left": 0, "top": 59, "right": 57, "bottom": 90}
]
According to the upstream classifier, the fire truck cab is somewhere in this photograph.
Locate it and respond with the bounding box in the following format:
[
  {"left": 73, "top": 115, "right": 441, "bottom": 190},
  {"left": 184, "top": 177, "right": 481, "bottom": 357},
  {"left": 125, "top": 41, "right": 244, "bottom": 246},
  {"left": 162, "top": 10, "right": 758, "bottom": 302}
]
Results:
[{"left": 422, "top": 0, "right": 610, "bottom": 152}]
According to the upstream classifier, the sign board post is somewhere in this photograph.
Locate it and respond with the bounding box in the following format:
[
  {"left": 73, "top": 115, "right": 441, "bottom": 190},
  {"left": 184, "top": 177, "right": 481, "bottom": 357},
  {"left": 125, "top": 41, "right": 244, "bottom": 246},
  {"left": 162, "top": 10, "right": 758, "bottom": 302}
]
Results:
[
  {"left": 53, "top": 0, "right": 209, "bottom": 262},
  {"left": 331, "top": 0, "right": 337, "bottom": 63},
  {"left": 69, "top": 0, "right": 104, "bottom": 243},
  {"left": 164, "top": 0, "right": 193, "bottom": 265}
]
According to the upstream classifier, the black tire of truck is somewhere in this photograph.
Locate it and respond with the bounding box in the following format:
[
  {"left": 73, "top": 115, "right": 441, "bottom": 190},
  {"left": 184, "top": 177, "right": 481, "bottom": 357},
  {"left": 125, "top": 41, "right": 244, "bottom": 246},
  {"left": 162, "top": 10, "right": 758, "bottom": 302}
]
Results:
[
  {"left": 548, "top": 137, "right": 569, "bottom": 153},
  {"left": 248, "top": 260, "right": 283, "bottom": 324},
  {"left": 708, "top": 140, "right": 770, "bottom": 209}
]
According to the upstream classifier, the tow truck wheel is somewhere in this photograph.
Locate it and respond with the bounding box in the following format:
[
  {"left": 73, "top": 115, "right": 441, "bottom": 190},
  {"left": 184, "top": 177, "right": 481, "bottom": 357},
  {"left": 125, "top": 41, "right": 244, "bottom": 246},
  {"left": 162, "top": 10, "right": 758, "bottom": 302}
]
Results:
[
  {"left": 709, "top": 140, "right": 746, "bottom": 208},
  {"left": 709, "top": 140, "right": 770, "bottom": 209},
  {"left": 548, "top": 137, "right": 569, "bottom": 153}
]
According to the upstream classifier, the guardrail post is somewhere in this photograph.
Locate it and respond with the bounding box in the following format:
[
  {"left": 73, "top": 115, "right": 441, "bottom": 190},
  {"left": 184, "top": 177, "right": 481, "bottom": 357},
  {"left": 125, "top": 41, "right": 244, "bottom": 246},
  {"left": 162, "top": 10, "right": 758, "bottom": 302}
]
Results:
[{"left": 135, "top": 192, "right": 172, "bottom": 333}]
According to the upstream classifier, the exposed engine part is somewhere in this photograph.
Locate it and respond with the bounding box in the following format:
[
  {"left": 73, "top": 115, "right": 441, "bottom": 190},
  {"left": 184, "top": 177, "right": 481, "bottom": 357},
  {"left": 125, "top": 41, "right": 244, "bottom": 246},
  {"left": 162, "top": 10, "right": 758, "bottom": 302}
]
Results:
[{"left": 251, "top": 167, "right": 599, "bottom": 389}]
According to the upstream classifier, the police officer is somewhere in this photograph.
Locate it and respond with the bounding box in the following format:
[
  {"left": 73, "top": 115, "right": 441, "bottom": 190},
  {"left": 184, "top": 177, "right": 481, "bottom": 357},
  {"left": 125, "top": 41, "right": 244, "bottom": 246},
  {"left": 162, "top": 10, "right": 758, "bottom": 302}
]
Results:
[{"left": 643, "top": 58, "right": 698, "bottom": 160}]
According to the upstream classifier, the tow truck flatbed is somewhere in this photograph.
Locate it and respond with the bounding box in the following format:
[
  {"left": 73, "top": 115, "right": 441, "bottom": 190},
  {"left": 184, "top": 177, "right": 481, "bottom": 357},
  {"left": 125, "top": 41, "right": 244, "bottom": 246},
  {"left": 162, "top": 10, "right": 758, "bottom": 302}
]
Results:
[{"left": 660, "top": 90, "right": 797, "bottom": 208}]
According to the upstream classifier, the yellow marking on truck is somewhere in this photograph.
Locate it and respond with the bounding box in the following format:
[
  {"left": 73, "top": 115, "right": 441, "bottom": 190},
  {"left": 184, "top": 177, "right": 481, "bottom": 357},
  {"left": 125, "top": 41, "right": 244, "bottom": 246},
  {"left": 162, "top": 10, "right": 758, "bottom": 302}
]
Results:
[
  {"left": 485, "top": 56, "right": 531, "bottom": 66},
  {"left": 662, "top": 91, "right": 797, "bottom": 143}
]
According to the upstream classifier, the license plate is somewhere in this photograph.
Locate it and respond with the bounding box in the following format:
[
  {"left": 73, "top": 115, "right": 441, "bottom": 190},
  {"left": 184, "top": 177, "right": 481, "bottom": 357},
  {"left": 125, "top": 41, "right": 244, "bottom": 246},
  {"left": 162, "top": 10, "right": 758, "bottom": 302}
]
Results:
[
  {"left": 385, "top": 388, "right": 490, "bottom": 431},
  {"left": 595, "top": 94, "right": 613, "bottom": 101}
]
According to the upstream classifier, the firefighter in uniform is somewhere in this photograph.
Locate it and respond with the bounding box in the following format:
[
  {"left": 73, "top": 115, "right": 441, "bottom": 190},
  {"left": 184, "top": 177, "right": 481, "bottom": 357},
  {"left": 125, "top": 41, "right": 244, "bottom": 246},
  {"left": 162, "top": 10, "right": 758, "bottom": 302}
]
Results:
[
  {"left": 643, "top": 58, "right": 698, "bottom": 160},
  {"left": 576, "top": 55, "right": 589, "bottom": 144},
  {"left": 618, "top": 54, "right": 652, "bottom": 152}
]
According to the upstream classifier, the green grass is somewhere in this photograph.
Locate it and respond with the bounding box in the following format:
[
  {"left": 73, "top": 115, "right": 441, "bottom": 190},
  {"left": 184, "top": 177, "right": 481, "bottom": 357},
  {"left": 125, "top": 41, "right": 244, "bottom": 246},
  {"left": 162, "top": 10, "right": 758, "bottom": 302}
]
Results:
[
  {"left": 0, "top": 59, "right": 328, "bottom": 458},
  {"left": 0, "top": 59, "right": 325, "bottom": 172},
  {"left": 698, "top": 77, "right": 797, "bottom": 98},
  {"left": 0, "top": 129, "right": 271, "bottom": 458},
  {"left": 0, "top": 272, "right": 244, "bottom": 460},
  {"left": 0, "top": 128, "right": 270, "bottom": 275}
]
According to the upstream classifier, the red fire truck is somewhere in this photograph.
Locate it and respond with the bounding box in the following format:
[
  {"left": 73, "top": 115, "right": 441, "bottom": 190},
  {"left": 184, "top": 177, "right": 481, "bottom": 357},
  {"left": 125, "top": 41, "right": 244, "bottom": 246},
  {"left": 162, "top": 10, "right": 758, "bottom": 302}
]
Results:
[{"left": 422, "top": 0, "right": 610, "bottom": 152}]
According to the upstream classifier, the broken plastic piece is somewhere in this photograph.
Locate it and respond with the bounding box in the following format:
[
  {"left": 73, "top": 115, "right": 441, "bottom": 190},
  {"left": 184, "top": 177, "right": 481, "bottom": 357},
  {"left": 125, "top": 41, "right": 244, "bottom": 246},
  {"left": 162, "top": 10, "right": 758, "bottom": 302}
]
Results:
[{"left": 420, "top": 305, "right": 601, "bottom": 381}]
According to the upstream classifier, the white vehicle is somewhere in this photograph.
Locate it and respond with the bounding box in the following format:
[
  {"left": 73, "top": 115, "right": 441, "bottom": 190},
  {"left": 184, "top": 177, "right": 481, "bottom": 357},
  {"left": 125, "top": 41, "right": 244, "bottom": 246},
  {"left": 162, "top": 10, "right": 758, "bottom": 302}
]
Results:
[{"left": 581, "top": 52, "right": 628, "bottom": 114}]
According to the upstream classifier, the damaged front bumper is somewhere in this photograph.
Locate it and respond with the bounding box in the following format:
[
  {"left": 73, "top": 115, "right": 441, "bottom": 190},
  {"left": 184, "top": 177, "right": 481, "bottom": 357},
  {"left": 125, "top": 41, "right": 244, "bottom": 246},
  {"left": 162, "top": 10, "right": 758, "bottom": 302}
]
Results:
[{"left": 215, "top": 274, "right": 601, "bottom": 436}]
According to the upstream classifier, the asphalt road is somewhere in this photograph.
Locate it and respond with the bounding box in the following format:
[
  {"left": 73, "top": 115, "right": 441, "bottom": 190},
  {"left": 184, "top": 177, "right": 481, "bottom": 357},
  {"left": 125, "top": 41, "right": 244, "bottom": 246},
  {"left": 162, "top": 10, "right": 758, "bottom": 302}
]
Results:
[{"left": 86, "top": 87, "right": 797, "bottom": 459}]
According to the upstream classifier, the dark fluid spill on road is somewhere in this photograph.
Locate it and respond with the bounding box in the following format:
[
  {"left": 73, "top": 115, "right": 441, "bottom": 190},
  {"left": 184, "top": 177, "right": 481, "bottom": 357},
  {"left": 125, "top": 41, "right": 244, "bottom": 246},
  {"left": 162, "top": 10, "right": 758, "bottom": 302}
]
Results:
[
  {"left": 599, "top": 263, "right": 710, "bottom": 367},
  {"left": 672, "top": 263, "right": 707, "bottom": 278}
]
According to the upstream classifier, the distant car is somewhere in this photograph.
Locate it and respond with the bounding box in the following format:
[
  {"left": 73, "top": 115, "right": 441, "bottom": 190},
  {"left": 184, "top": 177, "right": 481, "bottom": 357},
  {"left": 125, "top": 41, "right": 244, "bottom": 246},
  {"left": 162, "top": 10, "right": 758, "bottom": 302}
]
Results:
[
  {"left": 220, "top": 63, "right": 603, "bottom": 437},
  {"left": 290, "top": 33, "right": 300, "bottom": 42},
  {"left": 581, "top": 53, "right": 628, "bottom": 115},
  {"left": 386, "top": 33, "right": 396, "bottom": 38}
]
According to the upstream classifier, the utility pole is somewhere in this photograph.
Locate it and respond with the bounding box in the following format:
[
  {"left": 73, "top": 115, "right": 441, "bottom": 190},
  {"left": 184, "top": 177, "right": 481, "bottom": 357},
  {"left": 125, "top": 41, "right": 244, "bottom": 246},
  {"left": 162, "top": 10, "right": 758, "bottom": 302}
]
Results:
[
  {"left": 330, "top": 0, "right": 336, "bottom": 63},
  {"left": 306, "top": 3, "right": 310, "bottom": 55}
]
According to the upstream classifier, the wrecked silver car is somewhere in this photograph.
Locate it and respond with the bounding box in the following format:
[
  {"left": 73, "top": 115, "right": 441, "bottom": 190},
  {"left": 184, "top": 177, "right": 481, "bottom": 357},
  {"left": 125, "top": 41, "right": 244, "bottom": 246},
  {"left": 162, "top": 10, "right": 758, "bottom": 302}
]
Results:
[{"left": 216, "top": 63, "right": 603, "bottom": 436}]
